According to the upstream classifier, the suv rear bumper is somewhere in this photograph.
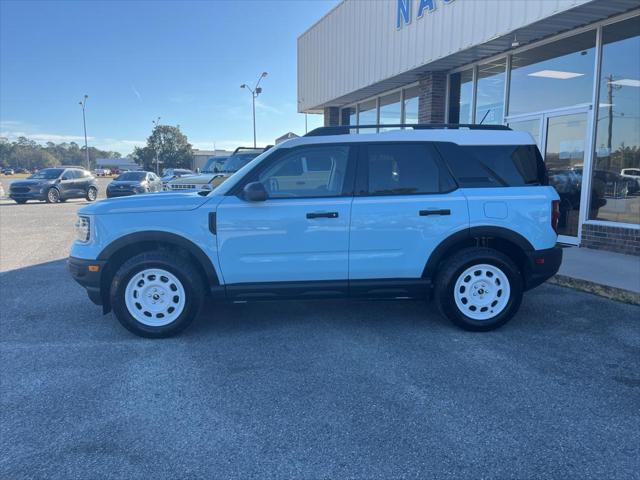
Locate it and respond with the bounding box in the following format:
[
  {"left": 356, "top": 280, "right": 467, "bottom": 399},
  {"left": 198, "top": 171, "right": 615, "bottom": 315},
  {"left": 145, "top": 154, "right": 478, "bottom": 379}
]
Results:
[
  {"left": 523, "top": 247, "right": 563, "bottom": 290},
  {"left": 68, "top": 256, "right": 106, "bottom": 305}
]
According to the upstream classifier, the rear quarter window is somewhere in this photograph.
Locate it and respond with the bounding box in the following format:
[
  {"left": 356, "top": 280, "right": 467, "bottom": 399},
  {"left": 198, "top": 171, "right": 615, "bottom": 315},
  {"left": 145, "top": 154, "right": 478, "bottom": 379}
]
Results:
[{"left": 437, "top": 143, "right": 547, "bottom": 187}]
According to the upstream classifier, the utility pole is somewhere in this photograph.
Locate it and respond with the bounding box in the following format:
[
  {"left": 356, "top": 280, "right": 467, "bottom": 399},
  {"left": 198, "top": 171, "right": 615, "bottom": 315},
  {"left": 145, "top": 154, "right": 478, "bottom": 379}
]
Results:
[
  {"left": 79, "top": 95, "right": 89, "bottom": 170},
  {"left": 152, "top": 116, "right": 161, "bottom": 175},
  {"left": 240, "top": 72, "right": 268, "bottom": 148}
]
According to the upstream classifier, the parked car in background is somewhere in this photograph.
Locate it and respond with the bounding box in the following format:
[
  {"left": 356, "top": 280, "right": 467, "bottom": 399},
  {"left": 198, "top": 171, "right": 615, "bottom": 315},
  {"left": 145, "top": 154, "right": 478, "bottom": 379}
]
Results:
[
  {"left": 9, "top": 167, "right": 97, "bottom": 203},
  {"left": 160, "top": 168, "right": 194, "bottom": 188},
  {"left": 217, "top": 147, "right": 270, "bottom": 175},
  {"left": 202, "top": 156, "right": 230, "bottom": 173},
  {"left": 94, "top": 168, "right": 111, "bottom": 176},
  {"left": 166, "top": 173, "right": 226, "bottom": 193},
  {"left": 15, "top": 168, "right": 30, "bottom": 174},
  {"left": 2, "top": 168, "right": 15, "bottom": 175},
  {"left": 69, "top": 125, "right": 562, "bottom": 338},
  {"left": 106, "top": 171, "right": 162, "bottom": 198},
  {"left": 621, "top": 168, "right": 640, "bottom": 190}
]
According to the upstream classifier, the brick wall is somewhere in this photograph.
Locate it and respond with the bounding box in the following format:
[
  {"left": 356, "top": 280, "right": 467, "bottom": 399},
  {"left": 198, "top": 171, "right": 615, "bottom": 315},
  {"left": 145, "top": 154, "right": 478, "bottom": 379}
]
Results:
[
  {"left": 581, "top": 224, "right": 640, "bottom": 256},
  {"left": 418, "top": 71, "right": 447, "bottom": 124},
  {"left": 323, "top": 107, "right": 340, "bottom": 127}
]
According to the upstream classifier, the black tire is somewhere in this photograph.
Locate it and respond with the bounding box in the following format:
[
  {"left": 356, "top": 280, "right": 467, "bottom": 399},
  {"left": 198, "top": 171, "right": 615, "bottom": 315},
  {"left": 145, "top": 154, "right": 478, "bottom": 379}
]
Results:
[
  {"left": 46, "top": 187, "right": 60, "bottom": 203},
  {"left": 86, "top": 186, "right": 98, "bottom": 202},
  {"left": 110, "top": 250, "right": 205, "bottom": 338},
  {"left": 434, "top": 247, "right": 523, "bottom": 332},
  {"left": 14, "top": 199, "right": 27, "bottom": 204}
]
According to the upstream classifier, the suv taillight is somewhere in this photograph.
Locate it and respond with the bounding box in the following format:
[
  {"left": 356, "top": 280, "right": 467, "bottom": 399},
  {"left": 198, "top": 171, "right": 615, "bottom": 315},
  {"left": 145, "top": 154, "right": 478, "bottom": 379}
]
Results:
[{"left": 551, "top": 200, "right": 560, "bottom": 235}]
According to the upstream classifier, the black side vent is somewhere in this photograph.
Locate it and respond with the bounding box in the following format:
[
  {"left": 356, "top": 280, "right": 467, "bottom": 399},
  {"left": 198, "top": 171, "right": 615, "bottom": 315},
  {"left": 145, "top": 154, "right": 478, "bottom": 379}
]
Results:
[{"left": 208, "top": 212, "right": 217, "bottom": 235}]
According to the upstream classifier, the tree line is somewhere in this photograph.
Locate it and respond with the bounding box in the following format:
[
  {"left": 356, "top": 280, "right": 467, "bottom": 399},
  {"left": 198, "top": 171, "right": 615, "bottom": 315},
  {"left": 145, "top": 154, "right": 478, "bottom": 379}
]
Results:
[
  {"left": 0, "top": 137, "right": 121, "bottom": 171},
  {"left": 0, "top": 124, "right": 196, "bottom": 172}
]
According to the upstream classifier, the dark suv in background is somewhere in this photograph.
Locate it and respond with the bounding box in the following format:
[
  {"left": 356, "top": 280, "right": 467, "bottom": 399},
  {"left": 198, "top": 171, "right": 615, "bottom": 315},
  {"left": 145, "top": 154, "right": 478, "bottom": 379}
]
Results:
[{"left": 9, "top": 167, "right": 98, "bottom": 204}]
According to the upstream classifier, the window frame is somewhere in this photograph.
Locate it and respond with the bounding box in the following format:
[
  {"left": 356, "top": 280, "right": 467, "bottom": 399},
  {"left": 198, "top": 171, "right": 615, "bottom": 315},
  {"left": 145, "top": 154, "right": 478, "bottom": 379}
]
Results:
[
  {"left": 228, "top": 143, "right": 358, "bottom": 200},
  {"left": 354, "top": 141, "right": 459, "bottom": 197}
]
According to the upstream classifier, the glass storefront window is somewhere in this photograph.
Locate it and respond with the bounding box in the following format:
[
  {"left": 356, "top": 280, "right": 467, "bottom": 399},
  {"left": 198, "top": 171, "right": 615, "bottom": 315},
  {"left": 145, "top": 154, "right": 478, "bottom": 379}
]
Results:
[
  {"left": 379, "top": 91, "right": 401, "bottom": 126},
  {"left": 476, "top": 59, "right": 506, "bottom": 124},
  {"left": 448, "top": 69, "right": 473, "bottom": 123},
  {"left": 358, "top": 99, "right": 377, "bottom": 126},
  {"left": 404, "top": 85, "right": 419, "bottom": 124},
  {"left": 590, "top": 16, "right": 640, "bottom": 225},
  {"left": 509, "top": 30, "right": 596, "bottom": 116}
]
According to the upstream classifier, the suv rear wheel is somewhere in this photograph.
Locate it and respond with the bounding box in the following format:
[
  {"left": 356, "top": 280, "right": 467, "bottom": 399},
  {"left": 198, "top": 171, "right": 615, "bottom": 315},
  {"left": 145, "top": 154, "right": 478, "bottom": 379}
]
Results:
[
  {"left": 434, "top": 247, "right": 523, "bottom": 331},
  {"left": 110, "top": 251, "right": 204, "bottom": 338}
]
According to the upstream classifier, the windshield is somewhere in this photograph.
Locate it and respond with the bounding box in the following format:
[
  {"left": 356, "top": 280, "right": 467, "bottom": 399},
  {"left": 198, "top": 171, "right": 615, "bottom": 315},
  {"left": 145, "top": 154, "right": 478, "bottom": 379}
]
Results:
[
  {"left": 116, "top": 171, "right": 146, "bottom": 181},
  {"left": 202, "top": 157, "right": 229, "bottom": 172},
  {"left": 29, "top": 168, "right": 63, "bottom": 180},
  {"left": 222, "top": 153, "right": 262, "bottom": 173}
]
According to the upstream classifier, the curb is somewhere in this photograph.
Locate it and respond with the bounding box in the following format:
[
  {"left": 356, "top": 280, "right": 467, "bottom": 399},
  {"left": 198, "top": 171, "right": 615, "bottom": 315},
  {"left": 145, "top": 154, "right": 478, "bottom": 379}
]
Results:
[{"left": 548, "top": 275, "right": 640, "bottom": 306}]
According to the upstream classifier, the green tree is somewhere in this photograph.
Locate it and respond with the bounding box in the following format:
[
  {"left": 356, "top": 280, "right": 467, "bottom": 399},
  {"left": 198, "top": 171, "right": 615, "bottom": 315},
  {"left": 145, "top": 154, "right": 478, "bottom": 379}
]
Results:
[{"left": 131, "top": 124, "right": 193, "bottom": 172}]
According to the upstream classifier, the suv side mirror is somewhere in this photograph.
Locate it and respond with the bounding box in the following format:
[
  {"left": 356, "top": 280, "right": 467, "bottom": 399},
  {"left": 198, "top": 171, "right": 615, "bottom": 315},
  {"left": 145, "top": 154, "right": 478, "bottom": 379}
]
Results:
[
  {"left": 60, "top": 176, "right": 69, "bottom": 181},
  {"left": 242, "top": 182, "right": 268, "bottom": 202}
]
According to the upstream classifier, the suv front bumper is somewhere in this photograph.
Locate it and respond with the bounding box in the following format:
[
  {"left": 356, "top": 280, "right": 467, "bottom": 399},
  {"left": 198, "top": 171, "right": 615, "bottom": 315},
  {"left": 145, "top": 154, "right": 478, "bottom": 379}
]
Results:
[
  {"left": 68, "top": 256, "right": 106, "bottom": 306},
  {"left": 524, "top": 247, "right": 563, "bottom": 290}
]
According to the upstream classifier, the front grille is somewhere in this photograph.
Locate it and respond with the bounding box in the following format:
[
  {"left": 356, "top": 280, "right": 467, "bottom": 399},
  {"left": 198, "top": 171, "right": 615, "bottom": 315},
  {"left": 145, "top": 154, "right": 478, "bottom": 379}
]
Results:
[
  {"left": 170, "top": 184, "right": 197, "bottom": 190},
  {"left": 10, "top": 186, "right": 29, "bottom": 193}
]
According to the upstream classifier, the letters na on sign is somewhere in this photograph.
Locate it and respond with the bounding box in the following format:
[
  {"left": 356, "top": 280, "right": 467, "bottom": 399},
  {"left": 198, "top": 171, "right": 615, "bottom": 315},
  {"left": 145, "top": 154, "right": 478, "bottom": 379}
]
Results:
[{"left": 397, "top": 0, "right": 455, "bottom": 29}]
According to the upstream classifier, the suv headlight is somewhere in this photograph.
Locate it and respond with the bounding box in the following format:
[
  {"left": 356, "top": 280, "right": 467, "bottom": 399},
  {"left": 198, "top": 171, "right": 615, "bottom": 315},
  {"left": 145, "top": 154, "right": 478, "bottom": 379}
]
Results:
[{"left": 75, "top": 215, "right": 91, "bottom": 243}]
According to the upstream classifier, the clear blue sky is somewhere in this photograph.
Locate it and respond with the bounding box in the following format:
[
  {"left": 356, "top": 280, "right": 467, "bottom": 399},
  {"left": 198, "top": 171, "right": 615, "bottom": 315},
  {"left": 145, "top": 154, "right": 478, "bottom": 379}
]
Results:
[{"left": 0, "top": 0, "right": 336, "bottom": 155}]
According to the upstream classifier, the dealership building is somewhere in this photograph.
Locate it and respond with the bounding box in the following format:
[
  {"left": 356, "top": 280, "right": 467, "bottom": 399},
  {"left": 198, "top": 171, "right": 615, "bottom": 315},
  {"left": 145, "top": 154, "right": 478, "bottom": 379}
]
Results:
[{"left": 298, "top": 0, "right": 640, "bottom": 254}]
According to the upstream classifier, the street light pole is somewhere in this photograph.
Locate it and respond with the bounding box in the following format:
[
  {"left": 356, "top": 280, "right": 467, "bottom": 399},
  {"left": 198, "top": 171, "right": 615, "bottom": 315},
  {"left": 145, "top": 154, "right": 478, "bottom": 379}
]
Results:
[
  {"left": 79, "top": 95, "right": 89, "bottom": 170},
  {"left": 241, "top": 71, "right": 268, "bottom": 148}
]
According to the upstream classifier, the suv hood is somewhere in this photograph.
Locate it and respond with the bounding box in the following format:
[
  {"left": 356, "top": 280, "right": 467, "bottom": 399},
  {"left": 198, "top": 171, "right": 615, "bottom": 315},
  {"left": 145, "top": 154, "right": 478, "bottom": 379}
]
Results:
[{"left": 79, "top": 191, "right": 211, "bottom": 215}]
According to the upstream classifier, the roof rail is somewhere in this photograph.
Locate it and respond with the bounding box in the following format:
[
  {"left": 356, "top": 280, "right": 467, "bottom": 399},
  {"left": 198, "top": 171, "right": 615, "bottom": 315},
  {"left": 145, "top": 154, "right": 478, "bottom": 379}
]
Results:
[{"left": 304, "top": 123, "right": 511, "bottom": 137}]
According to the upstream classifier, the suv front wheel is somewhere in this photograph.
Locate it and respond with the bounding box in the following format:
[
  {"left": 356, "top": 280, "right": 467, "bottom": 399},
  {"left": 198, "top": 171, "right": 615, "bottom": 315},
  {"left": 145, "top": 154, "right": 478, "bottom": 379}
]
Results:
[
  {"left": 434, "top": 247, "right": 523, "bottom": 331},
  {"left": 110, "top": 251, "right": 204, "bottom": 338}
]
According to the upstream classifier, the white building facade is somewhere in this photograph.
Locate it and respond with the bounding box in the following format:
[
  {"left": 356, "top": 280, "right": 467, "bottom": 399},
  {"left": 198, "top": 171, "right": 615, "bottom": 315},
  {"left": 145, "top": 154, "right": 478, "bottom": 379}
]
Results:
[{"left": 298, "top": 0, "right": 640, "bottom": 254}]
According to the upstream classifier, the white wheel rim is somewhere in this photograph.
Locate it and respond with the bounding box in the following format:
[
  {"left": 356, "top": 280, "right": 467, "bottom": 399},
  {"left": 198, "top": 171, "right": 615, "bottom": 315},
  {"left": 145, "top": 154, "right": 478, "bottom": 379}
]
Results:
[
  {"left": 124, "top": 268, "right": 186, "bottom": 327},
  {"left": 48, "top": 190, "right": 58, "bottom": 202},
  {"left": 454, "top": 263, "right": 510, "bottom": 321},
  {"left": 88, "top": 188, "right": 96, "bottom": 200}
]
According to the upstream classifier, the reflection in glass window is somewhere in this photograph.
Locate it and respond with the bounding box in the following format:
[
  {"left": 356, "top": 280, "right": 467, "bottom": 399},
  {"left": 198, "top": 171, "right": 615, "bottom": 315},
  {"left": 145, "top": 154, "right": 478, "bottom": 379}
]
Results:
[
  {"left": 403, "top": 86, "right": 419, "bottom": 124},
  {"left": 448, "top": 69, "right": 473, "bottom": 123},
  {"left": 590, "top": 16, "right": 640, "bottom": 225},
  {"left": 509, "top": 30, "right": 596, "bottom": 115},
  {"left": 358, "top": 99, "right": 377, "bottom": 126},
  {"left": 476, "top": 59, "right": 505, "bottom": 125},
  {"left": 379, "top": 92, "right": 401, "bottom": 125}
]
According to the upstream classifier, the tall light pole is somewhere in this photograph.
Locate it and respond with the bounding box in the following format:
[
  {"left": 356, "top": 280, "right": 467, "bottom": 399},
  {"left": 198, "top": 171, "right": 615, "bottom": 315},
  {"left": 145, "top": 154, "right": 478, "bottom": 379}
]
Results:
[
  {"left": 79, "top": 95, "right": 89, "bottom": 170},
  {"left": 240, "top": 71, "right": 268, "bottom": 148},
  {"left": 152, "top": 116, "right": 161, "bottom": 175}
]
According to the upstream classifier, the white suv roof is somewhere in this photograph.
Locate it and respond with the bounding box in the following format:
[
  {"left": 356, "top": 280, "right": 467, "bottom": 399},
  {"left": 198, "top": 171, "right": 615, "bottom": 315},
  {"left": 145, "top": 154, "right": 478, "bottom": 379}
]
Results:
[{"left": 283, "top": 127, "right": 536, "bottom": 148}]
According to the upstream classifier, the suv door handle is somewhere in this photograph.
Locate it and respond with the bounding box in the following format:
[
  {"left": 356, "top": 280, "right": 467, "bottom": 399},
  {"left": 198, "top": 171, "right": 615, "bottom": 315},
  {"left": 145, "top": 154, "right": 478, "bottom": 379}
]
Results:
[
  {"left": 306, "top": 212, "right": 339, "bottom": 219},
  {"left": 419, "top": 209, "right": 451, "bottom": 216}
]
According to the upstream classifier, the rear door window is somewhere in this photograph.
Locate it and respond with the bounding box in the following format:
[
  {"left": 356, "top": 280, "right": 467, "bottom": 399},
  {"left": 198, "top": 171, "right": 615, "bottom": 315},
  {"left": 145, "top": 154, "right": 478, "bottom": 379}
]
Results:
[
  {"left": 437, "top": 143, "right": 547, "bottom": 187},
  {"left": 360, "top": 143, "right": 456, "bottom": 196}
]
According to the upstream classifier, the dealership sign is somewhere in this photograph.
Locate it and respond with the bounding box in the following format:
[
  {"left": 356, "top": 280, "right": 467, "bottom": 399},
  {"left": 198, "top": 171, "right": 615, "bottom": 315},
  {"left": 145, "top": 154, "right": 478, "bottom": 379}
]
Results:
[{"left": 397, "top": 0, "right": 455, "bottom": 29}]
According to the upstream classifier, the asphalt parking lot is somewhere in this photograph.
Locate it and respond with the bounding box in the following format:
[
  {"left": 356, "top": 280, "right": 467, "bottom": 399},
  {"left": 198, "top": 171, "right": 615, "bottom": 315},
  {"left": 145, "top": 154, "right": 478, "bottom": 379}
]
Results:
[{"left": 1, "top": 182, "right": 639, "bottom": 479}]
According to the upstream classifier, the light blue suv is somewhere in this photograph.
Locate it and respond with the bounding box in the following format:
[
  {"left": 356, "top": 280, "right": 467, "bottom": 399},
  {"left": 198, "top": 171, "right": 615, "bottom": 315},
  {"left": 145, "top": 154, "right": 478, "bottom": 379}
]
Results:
[{"left": 69, "top": 125, "right": 562, "bottom": 338}]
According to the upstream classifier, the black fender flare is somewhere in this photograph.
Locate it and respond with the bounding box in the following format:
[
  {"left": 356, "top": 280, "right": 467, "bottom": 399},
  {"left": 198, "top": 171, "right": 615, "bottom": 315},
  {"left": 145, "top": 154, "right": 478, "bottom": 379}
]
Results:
[
  {"left": 423, "top": 226, "right": 534, "bottom": 279},
  {"left": 97, "top": 231, "right": 219, "bottom": 286}
]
